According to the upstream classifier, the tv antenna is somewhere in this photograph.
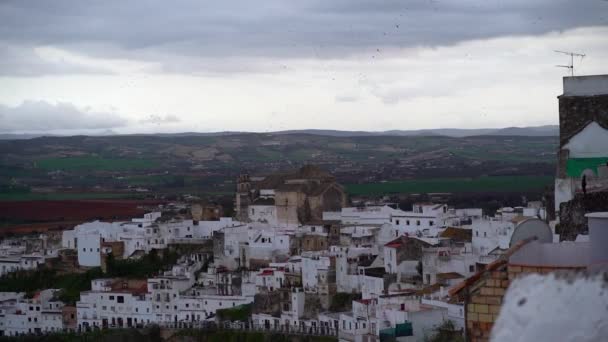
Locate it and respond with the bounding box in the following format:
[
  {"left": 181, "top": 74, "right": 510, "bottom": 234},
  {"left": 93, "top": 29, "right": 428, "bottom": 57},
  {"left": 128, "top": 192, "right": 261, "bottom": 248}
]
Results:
[{"left": 554, "top": 50, "right": 585, "bottom": 76}]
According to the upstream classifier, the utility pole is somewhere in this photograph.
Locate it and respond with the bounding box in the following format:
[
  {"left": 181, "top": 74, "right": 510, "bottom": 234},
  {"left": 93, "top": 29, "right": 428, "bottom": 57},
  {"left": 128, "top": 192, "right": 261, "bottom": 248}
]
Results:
[{"left": 554, "top": 50, "right": 585, "bottom": 76}]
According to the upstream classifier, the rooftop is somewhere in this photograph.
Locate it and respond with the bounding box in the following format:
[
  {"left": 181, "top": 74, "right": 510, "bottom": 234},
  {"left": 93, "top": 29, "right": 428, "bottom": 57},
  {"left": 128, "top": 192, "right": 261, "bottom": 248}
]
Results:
[
  {"left": 562, "top": 74, "right": 608, "bottom": 97},
  {"left": 508, "top": 240, "right": 590, "bottom": 268}
]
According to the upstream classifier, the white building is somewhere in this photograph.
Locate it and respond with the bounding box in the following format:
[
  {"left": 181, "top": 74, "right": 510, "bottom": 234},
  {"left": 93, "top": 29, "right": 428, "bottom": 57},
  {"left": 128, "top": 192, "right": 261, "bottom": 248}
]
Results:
[{"left": 0, "top": 289, "right": 64, "bottom": 336}]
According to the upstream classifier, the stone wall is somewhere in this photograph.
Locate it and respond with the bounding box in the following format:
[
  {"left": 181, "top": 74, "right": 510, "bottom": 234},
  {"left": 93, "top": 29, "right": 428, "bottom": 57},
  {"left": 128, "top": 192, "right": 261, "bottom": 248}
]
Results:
[
  {"left": 558, "top": 94, "right": 608, "bottom": 147},
  {"left": 465, "top": 263, "right": 586, "bottom": 342},
  {"left": 557, "top": 191, "right": 608, "bottom": 240},
  {"left": 466, "top": 267, "right": 508, "bottom": 342}
]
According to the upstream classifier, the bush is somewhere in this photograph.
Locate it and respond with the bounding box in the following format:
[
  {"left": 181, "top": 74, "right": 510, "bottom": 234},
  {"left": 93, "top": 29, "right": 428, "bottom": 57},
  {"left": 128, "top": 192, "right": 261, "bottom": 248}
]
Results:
[
  {"left": 105, "top": 249, "right": 179, "bottom": 278},
  {"left": 217, "top": 303, "right": 253, "bottom": 322},
  {"left": 329, "top": 292, "right": 361, "bottom": 312}
]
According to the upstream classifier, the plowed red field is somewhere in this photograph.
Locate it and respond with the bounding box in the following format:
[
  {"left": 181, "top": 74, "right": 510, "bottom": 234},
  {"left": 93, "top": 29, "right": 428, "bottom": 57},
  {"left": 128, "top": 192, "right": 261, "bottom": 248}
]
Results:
[{"left": 0, "top": 200, "right": 164, "bottom": 236}]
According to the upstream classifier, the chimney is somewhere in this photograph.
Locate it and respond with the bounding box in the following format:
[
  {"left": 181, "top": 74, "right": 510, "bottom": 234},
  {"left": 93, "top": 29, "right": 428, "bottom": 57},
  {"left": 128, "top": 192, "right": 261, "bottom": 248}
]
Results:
[{"left": 586, "top": 212, "right": 608, "bottom": 273}]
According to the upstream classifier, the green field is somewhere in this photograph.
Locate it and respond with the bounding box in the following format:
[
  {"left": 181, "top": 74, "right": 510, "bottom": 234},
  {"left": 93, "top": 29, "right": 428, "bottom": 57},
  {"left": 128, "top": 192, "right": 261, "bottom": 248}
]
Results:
[
  {"left": 36, "top": 156, "right": 158, "bottom": 171},
  {"left": 346, "top": 176, "right": 554, "bottom": 196},
  {"left": 0, "top": 192, "right": 137, "bottom": 201}
]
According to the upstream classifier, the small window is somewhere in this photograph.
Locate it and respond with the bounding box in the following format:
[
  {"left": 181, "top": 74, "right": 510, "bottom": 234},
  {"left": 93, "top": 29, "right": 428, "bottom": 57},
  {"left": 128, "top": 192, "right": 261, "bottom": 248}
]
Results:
[
  {"left": 469, "top": 265, "right": 475, "bottom": 272},
  {"left": 109, "top": 296, "right": 115, "bottom": 300},
  {"left": 117, "top": 296, "right": 124, "bottom": 303},
  {"left": 396, "top": 220, "right": 400, "bottom": 225},
  {"left": 416, "top": 220, "right": 420, "bottom": 226},
  {"left": 406, "top": 220, "right": 410, "bottom": 226},
  {"left": 429, "top": 221, "right": 434, "bottom": 226},
  {"left": 476, "top": 231, "right": 479, "bottom": 237},
  {"left": 484, "top": 232, "right": 487, "bottom": 237}
]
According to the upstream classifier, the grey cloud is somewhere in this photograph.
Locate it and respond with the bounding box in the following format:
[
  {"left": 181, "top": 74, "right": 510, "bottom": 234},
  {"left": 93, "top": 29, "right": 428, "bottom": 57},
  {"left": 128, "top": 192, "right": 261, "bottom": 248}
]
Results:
[
  {"left": 0, "top": 44, "right": 111, "bottom": 76},
  {"left": 0, "top": 0, "right": 606, "bottom": 75},
  {"left": 139, "top": 114, "right": 181, "bottom": 124},
  {"left": 0, "top": 100, "right": 128, "bottom": 132}
]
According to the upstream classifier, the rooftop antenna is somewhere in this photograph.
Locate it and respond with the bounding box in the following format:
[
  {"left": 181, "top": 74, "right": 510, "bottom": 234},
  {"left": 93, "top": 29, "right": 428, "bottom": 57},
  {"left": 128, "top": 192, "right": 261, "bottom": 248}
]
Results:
[{"left": 554, "top": 50, "right": 585, "bottom": 76}]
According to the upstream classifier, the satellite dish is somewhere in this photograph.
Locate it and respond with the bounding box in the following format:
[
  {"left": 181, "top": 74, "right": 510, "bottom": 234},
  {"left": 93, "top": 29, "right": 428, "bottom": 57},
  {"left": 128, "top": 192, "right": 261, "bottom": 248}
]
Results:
[{"left": 510, "top": 218, "right": 553, "bottom": 247}]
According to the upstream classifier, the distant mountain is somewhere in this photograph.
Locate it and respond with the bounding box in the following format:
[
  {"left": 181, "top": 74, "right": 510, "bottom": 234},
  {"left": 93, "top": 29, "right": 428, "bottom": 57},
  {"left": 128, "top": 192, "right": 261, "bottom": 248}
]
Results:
[
  {"left": 0, "top": 133, "right": 50, "bottom": 140},
  {"left": 0, "top": 125, "right": 558, "bottom": 140},
  {"left": 489, "top": 125, "right": 558, "bottom": 136},
  {"left": 270, "top": 126, "right": 558, "bottom": 138}
]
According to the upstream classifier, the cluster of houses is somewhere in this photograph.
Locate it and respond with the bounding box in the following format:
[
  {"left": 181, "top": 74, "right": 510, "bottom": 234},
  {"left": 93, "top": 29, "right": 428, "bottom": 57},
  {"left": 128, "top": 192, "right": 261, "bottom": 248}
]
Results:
[
  {"left": 0, "top": 165, "right": 555, "bottom": 341},
  {"left": 1, "top": 75, "right": 607, "bottom": 341}
]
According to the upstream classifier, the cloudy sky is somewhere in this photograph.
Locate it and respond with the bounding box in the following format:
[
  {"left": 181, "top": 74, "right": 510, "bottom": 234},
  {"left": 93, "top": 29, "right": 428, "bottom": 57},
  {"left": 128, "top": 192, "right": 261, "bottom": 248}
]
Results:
[{"left": 1, "top": 0, "right": 607, "bottom": 134}]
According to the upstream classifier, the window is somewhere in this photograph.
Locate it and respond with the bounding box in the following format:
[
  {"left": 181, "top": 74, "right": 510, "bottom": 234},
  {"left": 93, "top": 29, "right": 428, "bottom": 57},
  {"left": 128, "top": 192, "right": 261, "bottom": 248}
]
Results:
[
  {"left": 406, "top": 220, "right": 410, "bottom": 225},
  {"left": 484, "top": 232, "right": 487, "bottom": 237},
  {"left": 430, "top": 221, "right": 434, "bottom": 226},
  {"left": 469, "top": 265, "right": 475, "bottom": 272},
  {"left": 476, "top": 231, "right": 479, "bottom": 237},
  {"left": 416, "top": 220, "right": 420, "bottom": 226},
  {"left": 117, "top": 296, "right": 124, "bottom": 303},
  {"left": 109, "top": 296, "right": 115, "bottom": 300},
  {"left": 396, "top": 219, "right": 400, "bottom": 225}
]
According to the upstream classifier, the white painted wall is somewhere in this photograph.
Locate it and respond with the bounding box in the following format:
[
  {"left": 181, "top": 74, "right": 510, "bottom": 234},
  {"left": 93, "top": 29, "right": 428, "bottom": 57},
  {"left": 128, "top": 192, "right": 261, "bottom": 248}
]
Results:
[
  {"left": 249, "top": 205, "right": 278, "bottom": 225},
  {"left": 563, "top": 75, "right": 608, "bottom": 96},
  {"left": 563, "top": 122, "right": 608, "bottom": 159},
  {"left": 77, "top": 232, "right": 101, "bottom": 267}
]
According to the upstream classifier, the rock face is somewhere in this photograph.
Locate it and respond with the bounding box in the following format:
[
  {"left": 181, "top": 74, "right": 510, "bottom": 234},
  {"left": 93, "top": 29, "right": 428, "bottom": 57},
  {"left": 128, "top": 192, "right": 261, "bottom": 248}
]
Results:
[{"left": 557, "top": 191, "right": 608, "bottom": 241}]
